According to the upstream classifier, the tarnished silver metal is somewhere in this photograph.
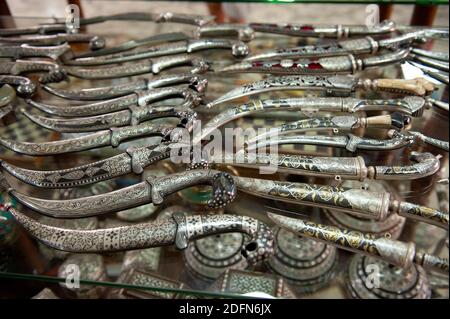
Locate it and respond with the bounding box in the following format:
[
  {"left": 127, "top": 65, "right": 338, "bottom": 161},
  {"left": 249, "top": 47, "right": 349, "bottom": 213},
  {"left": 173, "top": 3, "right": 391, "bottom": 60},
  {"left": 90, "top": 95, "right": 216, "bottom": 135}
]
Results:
[
  {"left": 0, "top": 43, "right": 71, "bottom": 59},
  {"left": 411, "top": 54, "right": 449, "bottom": 72},
  {"left": 207, "top": 75, "right": 432, "bottom": 108},
  {"left": 195, "top": 24, "right": 255, "bottom": 42},
  {"left": 64, "top": 55, "right": 210, "bottom": 80},
  {"left": 390, "top": 199, "right": 449, "bottom": 230},
  {"left": 246, "top": 113, "right": 410, "bottom": 144},
  {"left": 219, "top": 49, "right": 410, "bottom": 74},
  {"left": 0, "top": 12, "right": 214, "bottom": 37},
  {"left": 0, "top": 142, "right": 172, "bottom": 188},
  {"left": 27, "top": 86, "right": 203, "bottom": 117},
  {"left": 245, "top": 30, "right": 431, "bottom": 61},
  {"left": 0, "top": 60, "right": 66, "bottom": 83},
  {"left": 8, "top": 209, "right": 272, "bottom": 267},
  {"left": 409, "top": 61, "right": 449, "bottom": 85},
  {"left": 268, "top": 213, "right": 448, "bottom": 275},
  {"left": 411, "top": 48, "right": 449, "bottom": 62},
  {"left": 0, "top": 33, "right": 105, "bottom": 50},
  {"left": 24, "top": 104, "right": 197, "bottom": 132},
  {"left": 249, "top": 20, "right": 396, "bottom": 38},
  {"left": 0, "top": 75, "right": 36, "bottom": 97},
  {"left": 43, "top": 73, "right": 207, "bottom": 101},
  {"left": 246, "top": 130, "right": 414, "bottom": 152},
  {"left": 64, "top": 39, "right": 249, "bottom": 66},
  {"left": 1, "top": 169, "right": 236, "bottom": 217},
  {"left": 0, "top": 121, "right": 177, "bottom": 156}
]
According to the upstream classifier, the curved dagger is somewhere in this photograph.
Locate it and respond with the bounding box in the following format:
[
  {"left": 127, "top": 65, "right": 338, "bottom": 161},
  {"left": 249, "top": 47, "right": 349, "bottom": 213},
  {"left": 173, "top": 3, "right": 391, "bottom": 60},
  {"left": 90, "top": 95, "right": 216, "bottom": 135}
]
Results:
[
  {"left": 0, "top": 142, "right": 173, "bottom": 188},
  {"left": 246, "top": 130, "right": 414, "bottom": 152},
  {"left": 246, "top": 113, "right": 410, "bottom": 144},
  {"left": 249, "top": 20, "right": 396, "bottom": 38},
  {"left": 42, "top": 73, "right": 208, "bottom": 101},
  {"left": 0, "top": 43, "right": 71, "bottom": 60},
  {"left": 0, "top": 60, "right": 66, "bottom": 83},
  {"left": 0, "top": 75, "right": 36, "bottom": 97},
  {"left": 0, "top": 12, "right": 214, "bottom": 36},
  {"left": 64, "top": 39, "right": 249, "bottom": 66},
  {"left": 23, "top": 105, "right": 197, "bottom": 133},
  {"left": 64, "top": 55, "right": 210, "bottom": 80},
  {"left": 268, "top": 214, "right": 448, "bottom": 274},
  {"left": 8, "top": 209, "right": 273, "bottom": 266},
  {"left": 0, "top": 121, "right": 177, "bottom": 156},
  {"left": 207, "top": 75, "right": 434, "bottom": 107},
  {"left": 196, "top": 97, "right": 424, "bottom": 145},
  {"left": 215, "top": 151, "right": 440, "bottom": 181},
  {"left": 27, "top": 86, "right": 203, "bottom": 117},
  {"left": 0, "top": 33, "right": 105, "bottom": 49},
  {"left": 245, "top": 30, "right": 431, "bottom": 61},
  {"left": 1, "top": 169, "right": 236, "bottom": 217},
  {"left": 220, "top": 49, "right": 411, "bottom": 75},
  {"left": 235, "top": 176, "right": 448, "bottom": 229}
]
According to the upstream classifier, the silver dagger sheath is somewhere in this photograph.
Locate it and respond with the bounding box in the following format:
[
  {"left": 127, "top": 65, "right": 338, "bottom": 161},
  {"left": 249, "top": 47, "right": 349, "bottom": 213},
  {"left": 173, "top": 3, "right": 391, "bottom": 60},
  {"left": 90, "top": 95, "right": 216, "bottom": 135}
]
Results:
[
  {"left": 235, "top": 176, "right": 449, "bottom": 229},
  {"left": 219, "top": 49, "right": 411, "bottom": 75},
  {"left": 0, "top": 142, "right": 173, "bottom": 188},
  {"left": 64, "top": 55, "right": 210, "bottom": 80},
  {"left": 207, "top": 75, "right": 435, "bottom": 107},
  {"left": 64, "top": 39, "right": 249, "bottom": 66},
  {"left": 0, "top": 169, "right": 236, "bottom": 217},
  {"left": 246, "top": 130, "right": 414, "bottom": 152},
  {"left": 196, "top": 97, "right": 425, "bottom": 145},
  {"left": 215, "top": 151, "right": 439, "bottom": 181},
  {"left": 246, "top": 113, "right": 409, "bottom": 145},
  {"left": 7, "top": 209, "right": 273, "bottom": 267},
  {"left": 27, "top": 86, "right": 203, "bottom": 117},
  {"left": 0, "top": 121, "right": 176, "bottom": 156},
  {"left": 268, "top": 214, "right": 448, "bottom": 274},
  {"left": 24, "top": 104, "right": 197, "bottom": 132},
  {"left": 42, "top": 73, "right": 208, "bottom": 101},
  {"left": 249, "top": 20, "right": 396, "bottom": 38},
  {"left": 245, "top": 30, "right": 431, "bottom": 61}
]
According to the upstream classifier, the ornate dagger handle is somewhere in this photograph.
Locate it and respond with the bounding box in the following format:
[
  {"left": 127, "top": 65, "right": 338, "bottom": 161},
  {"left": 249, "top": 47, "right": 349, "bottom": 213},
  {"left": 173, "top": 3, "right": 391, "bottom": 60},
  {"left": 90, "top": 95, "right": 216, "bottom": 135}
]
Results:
[
  {"left": 235, "top": 176, "right": 390, "bottom": 220},
  {"left": 0, "top": 60, "right": 66, "bottom": 83},
  {"left": 136, "top": 86, "right": 203, "bottom": 107},
  {"left": 268, "top": 214, "right": 448, "bottom": 275},
  {"left": 363, "top": 78, "right": 435, "bottom": 96},
  {"left": 8, "top": 208, "right": 273, "bottom": 266},
  {"left": 0, "top": 75, "right": 36, "bottom": 97}
]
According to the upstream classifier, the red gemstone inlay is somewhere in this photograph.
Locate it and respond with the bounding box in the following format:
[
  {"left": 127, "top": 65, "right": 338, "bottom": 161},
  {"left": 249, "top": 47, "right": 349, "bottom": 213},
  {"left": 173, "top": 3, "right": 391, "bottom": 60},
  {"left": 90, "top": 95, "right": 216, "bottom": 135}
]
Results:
[
  {"left": 300, "top": 25, "right": 314, "bottom": 31},
  {"left": 307, "top": 63, "right": 323, "bottom": 70}
]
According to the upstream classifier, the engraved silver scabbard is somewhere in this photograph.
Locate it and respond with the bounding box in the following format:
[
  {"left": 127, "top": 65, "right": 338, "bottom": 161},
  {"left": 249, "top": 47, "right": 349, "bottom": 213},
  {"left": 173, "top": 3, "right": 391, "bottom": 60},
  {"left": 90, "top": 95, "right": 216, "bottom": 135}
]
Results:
[
  {"left": 1, "top": 169, "right": 236, "bottom": 217},
  {"left": 24, "top": 105, "right": 197, "bottom": 133},
  {"left": 8, "top": 209, "right": 273, "bottom": 266},
  {"left": 27, "top": 86, "right": 203, "bottom": 117},
  {"left": 43, "top": 73, "right": 207, "bottom": 101},
  {"left": 0, "top": 122, "right": 176, "bottom": 156},
  {"left": 268, "top": 214, "right": 448, "bottom": 274},
  {"left": 64, "top": 55, "right": 210, "bottom": 80},
  {"left": 0, "top": 142, "right": 173, "bottom": 188},
  {"left": 219, "top": 49, "right": 410, "bottom": 75},
  {"left": 247, "top": 131, "right": 414, "bottom": 152},
  {"left": 249, "top": 20, "right": 396, "bottom": 38},
  {"left": 64, "top": 39, "right": 249, "bottom": 66},
  {"left": 207, "top": 75, "right": 434, "bottom": 107}
]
